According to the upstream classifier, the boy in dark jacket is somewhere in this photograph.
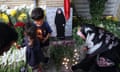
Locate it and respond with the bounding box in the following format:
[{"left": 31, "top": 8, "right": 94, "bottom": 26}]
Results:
[{"left": 31, "top": 7, "right": 52, "bottom": 64}]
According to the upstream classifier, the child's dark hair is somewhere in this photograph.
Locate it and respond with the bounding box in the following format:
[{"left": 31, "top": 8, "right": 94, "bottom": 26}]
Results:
[
  {"left": 25, "top": 22, "right": 37, "bottom": 39},
  {"left": 31, "top": 7, "right": 44, "bottom": 20}
]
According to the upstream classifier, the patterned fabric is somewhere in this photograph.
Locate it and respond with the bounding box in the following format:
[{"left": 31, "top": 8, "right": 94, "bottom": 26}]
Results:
[
  {"left": 96, "top": 55, "right": 115, "bottom": 67},
  {"left": 79, "top": 24, "right": 120, "bottom": 56}
]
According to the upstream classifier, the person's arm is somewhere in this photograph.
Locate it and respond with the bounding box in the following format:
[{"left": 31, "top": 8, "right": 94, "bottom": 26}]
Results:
[
  {"left": 42, "top": 33, "right": 51, "bottom": 43},
  {"left": 42, "top": 22, "right": 52, "bottom": 43},
  {"left": 13, "top": 42, "right": 21, "bottom": 49}
]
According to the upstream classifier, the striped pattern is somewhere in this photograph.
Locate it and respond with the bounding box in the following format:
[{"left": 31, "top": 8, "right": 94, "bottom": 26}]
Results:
[
  {"left": 1, "top": 0, "right": 120, "bottom": 20},
  {"left": 103, "top": 0, "right": 118, "bottom": 16},
  {"left": 0, "top": 0, "right": 64, "bottom": 8},
  {"left": 46, "top": 0, "right": 64, "bottom": 7},
  {"left": 0, "top": 0, "right": 46, "bottom": 8},
  {"left": 116, "top": 4, "right": 120, "bottom": 19},
  {"left": 73, "top": 0, "right": 91, "bottom": 19},
  {"left": 0, "top": 0, "right": 34, "bottom": 8}
]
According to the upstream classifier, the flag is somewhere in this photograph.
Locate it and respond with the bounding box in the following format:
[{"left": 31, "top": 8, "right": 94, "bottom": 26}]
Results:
[{"left": 64, "top": 0, "right": 70, "bottom": 20}]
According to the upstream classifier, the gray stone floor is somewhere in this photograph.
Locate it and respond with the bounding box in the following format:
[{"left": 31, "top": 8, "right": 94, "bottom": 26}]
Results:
[{"left": 42, "top": 59, "right": 73, "bottom": 72}]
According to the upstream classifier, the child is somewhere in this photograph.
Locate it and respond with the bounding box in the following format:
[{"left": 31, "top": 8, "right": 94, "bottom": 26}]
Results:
[
  {"left": 71, "top": 24, "right": 120, "bottom": 72},
  {"left": 31, "top": 7, "right": 52, "bottom": 63},
  {"left": 23, "top": 23, "right": 43, "bottom": 72}
]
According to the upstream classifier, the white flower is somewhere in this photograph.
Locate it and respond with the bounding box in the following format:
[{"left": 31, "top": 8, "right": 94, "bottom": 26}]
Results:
[
  {"left": 0, "top": 56, "right": 3, "bottom": 65},
  {"left": 0, "top": 5, "right": 8, "bottom": 12},
  {"left": 8, "top": 54, "right": 14, "bottom": 65},
  {"left": 21, "top": 4, "right": 27, "bottom": 8},
  {"left": 18, "top": 4, "right": 27, "bottom": 10},
  {"left": 98, "top": 24, "right": 104, "bottom": 28},
  {"left": 1, "top": 52, "right": 8, "bottom": 66},
  {"left": 30, "top": 4, "right": 35, "bottom": 9},
  {"left": 15, "top": 49, "right": 22, "bottom": 62},
  {"left": 29, "top": 8, "right": 34, "bottom": 16},
  {"left": 20, "top": 47, "right": 26, "bottom": 61},
  {"left": 6, "top": 9, "right": 11, "bottom": 15},
  {"left": 28, "top": 4, "right": 35, "bottom": 16},
  {"left": 14, "top": 6, "right": 19, "bottom": 10}
]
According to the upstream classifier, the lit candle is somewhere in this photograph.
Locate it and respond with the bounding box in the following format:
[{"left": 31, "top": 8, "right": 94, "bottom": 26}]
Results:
[
  {"left": 65, "top": 62, "right": 68, "bottom": 65},
  {"left": 74, "top": 55, "right": 76, "bottom": 58},
  {"left": 72, "top": 59, "right": 75, "bottom": 62},
  {"left": 67, "top": 59, "right": 69, "bottom": 62},
  {"left": 74, "top": 49, "right": 77, "bottom": 52},
  {"left": 66, "top": 66, "right": 69, "bottom": 69},
  {"left": 64, "top": 57, "right": 67, "bottom": 61},
  {"left": 75, "top": 53, "right": 78, "bottom": 56},
  {"left": 75, "top": 61, "right": 78, "bottom": 64},
  {"left": 62, "top": 62, "right": 65, "bottom": 65}
]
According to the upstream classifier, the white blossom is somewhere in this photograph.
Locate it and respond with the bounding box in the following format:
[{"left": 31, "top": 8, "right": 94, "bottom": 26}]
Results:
[
  {"left": 14, "top": 6, "right": 19, "bottom": 10},
  {"left": 0, "top": 5, "right": 8, "bottom": 12}
]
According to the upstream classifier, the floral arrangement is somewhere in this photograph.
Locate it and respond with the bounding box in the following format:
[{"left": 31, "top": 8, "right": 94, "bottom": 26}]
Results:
[
  {"left": 0, "top": 4, "right": 34, "bottom": 71},
  {"left": 0, "top": 4, "right": 48, "bottom": 71},
  {"left": 0, "top": 46, "right": 28, "bottom": 72}
]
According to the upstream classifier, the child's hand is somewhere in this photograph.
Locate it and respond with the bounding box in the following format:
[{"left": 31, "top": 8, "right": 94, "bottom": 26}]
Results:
[
  {"left": 13, "top": 42, "right": 21, "bottom": 49},
  {"left": 37, "top": 35, "right": 43, "bottom": 40},
  {"left": 28, "top": 38, "right": 34, "bottom": 46},
  {"left": 42, "top": 37, "right": 47, "bottom": 43},
  {"left": 16, "top": 45, "right": 21, "bottom": 49}
]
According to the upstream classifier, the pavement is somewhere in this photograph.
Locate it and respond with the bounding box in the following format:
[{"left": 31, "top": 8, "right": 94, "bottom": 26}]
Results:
[{"left": 42, "top": 59, "right": 73, "bottom": 72}]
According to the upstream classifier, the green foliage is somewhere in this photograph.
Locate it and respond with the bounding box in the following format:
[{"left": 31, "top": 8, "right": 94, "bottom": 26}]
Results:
[
  {"left": 79, "top": 17, "right": 120, "bottom": 38},
  {"left": 15, "top": 27, "right": 24, "bottom": 45},
  {"left": 0, "top": 61, "right": 32, "bottom": 72},
  {"left": 73, "top": 16, "right": 81, "bottom": 28},
  {"left": 50, "top": 45, "right": 74, "bottom": 70},
  {"left": 89, "top": 0, "right": 107, "bottom": 18},
  {"left": 72, "top": 27, "right": 84, "bottom": 46}
]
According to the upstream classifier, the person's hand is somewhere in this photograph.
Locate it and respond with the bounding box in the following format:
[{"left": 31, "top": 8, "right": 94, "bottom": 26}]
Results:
[
  {"left": 42, "top": 37, "right": 47, "bottom": 43},
  {"left": 77, "top": 27, "right": 81, "bottom": 36},
  {"left": 13, "top": 42, "right": 21, "bottom": 49},
  {"left": 77, "top": 27, "right": 81, "bottom": 32},
  {"left": 82, "top": 47, "right": 88, "bottom": 51},
  {"left": 28, "top": 38, "right": 34, "bottom": 47},
  {"left": 37, "top": 35, "right": 43, "bottom": 40},
  {"left": 77, "top": 27, "right": 85, "bottom": 39},
  {"left": 16, "top": 45, "right": 21, "bottom": 49},
  {"left": 37, "top": 29, "right": 43, "bottom": 40}
]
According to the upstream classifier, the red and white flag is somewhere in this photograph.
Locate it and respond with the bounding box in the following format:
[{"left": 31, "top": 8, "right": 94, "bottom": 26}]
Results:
[{"left": 64, "top": 0, "right": 70, "bottom": 20}]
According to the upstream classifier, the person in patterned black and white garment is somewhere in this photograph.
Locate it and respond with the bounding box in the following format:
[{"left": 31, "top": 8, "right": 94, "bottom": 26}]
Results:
[{"left": 71, "top": 24, "right": 120, "bottom": 72}]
